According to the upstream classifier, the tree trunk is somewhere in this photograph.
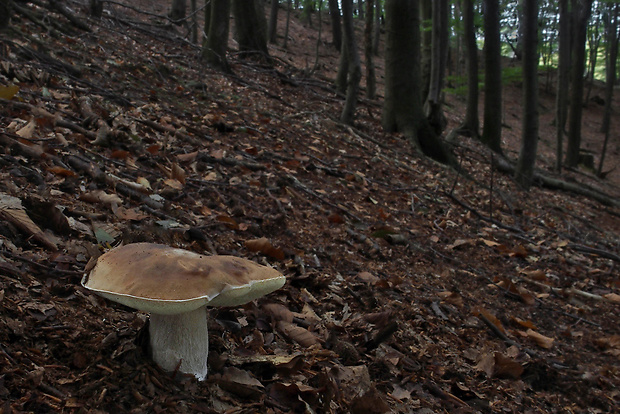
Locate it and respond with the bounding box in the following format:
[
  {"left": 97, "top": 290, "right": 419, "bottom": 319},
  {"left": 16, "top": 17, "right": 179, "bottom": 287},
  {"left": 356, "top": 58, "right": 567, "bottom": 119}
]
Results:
[
  {"left": 340, "top": 0, "right": 362, "bottom": 125},
  {"left": 169, "top": 0, "right": 187, "bottom": 24},
  {"left": 514, "top": 0, "right": 539, "bottom": 189},
  {"left": 232, "top": 0, "right": 270, "bottom": 60},
  {"left": 328, "top": 0, "right": 342, "bottom": 51},
  {"left": 382, "top": 0, "right": 451, "bottom": 164},
  {"left": 481, "top": 0, "right": 503, "bottom": 153},
  {"left": 190, "top": 0, "right": 197, "bottom": 43},
  {"left": 598, "top": 4, "right": 619, "bottom": 176},
  {"left": 268, "top": 0, "right": 279, "bottom": 44},
  {"left": 555, "top": 0, "right": 570, "bottom": 172},
  {"left": 565, "top": 0, "right": 593, "bottom": 167},
  {"left": 585, "top": 12, "right": 601, "bottom": 103},
  {"left": 201, "top": 0, "right": 231, "bottom": 72},
  {"left": 372, "top": 0, "right": 380, "bottom": 55},
  {"left": 283, "top": 0, "right": 292, "bottom": 48},
  {"left": 458, "top": 0, "right": 479, "bottom": 138},
  {"left": 0, "top": 0, "right": 12, "bottom": 30},
  {"left": 364, "top": 0, "right": 376, "bottom": 99},
  {"left": 424, "top": 0, "right": 449, "bottom": 134},
  {"left": 420, "top": 0, "right": 432, "bottom": 102}
]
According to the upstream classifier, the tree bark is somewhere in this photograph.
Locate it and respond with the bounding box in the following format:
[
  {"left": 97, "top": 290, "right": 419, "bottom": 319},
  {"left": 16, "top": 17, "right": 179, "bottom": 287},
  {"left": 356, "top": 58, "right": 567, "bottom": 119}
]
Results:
[
  {"left": 268, "top": 0, "right": 279, "bottom": 44},
  {"left": 598, "top": 4, "right": 619, "bottom": 176},
  {"left": 201, "top": 0, "right": 231, "bottom": 72},
  {"left": 565, "top": 0, "right": 593, "bottom": 167},
  {"left": 340, "top": 0, "right": 362, "bottom": 125},
  {"left": 382, "top": 0, "right": 451, "bottom": 164},
  {"left": 169, "top": 0, "right": 187, "bottom": 24},
  {"left": 514, "top": 0, "right": 539, "bottom": 189},
  {"left": 481, "top": 0, "right": 503, "bottom": 153},
  {"left": 364, "top": 0, "right": 376, "bottom": 99},
  {"left": 283, "top": 0, "right": 292, "bottom": 48},
  {"left": 232, "top": 0, "right": 270, "bottom": 61},
  {"left": 420, "top": 0, "right": 432, "bottom": 102},
  {"left": 457, "top": 0, "right": 479, "bottom": 138},
  {"left": 328, "top": 0, "right": 342, "bottom": 51},
  {"left": 555, "top": 0, "right": 570, "bottom": 172},
  {"left": 424, "top": 0, "right": 449, "bottom": 134},
  {"left": 0, "top": 0, "right": 12, "bottom": 30}
]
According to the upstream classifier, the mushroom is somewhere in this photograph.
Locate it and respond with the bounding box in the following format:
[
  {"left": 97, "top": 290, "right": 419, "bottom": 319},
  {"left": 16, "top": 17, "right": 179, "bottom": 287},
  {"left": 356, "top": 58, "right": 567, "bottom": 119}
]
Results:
[{"left": 81, "top": 242, "right": 286, "bottom": 381}]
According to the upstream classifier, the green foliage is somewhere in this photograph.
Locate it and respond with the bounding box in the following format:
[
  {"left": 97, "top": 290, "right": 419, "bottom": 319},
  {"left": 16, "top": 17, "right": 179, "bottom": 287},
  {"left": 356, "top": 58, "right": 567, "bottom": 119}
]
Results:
[{"left": 502, "top": 66, "right": 523, "bottom": 84}]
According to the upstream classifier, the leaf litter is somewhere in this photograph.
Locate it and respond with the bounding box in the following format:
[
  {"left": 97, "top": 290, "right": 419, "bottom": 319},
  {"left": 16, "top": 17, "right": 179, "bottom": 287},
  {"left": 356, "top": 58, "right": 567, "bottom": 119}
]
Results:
[{"left": 0, "top": 1, "right": 619, "bottom": 413}]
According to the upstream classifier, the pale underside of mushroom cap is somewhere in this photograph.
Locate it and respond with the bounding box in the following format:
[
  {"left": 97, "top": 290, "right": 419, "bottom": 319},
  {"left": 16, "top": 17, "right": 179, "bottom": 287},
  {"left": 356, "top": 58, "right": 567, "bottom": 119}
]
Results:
[{"left": 81, "top": 243, "right": 286, "bottom": 314}]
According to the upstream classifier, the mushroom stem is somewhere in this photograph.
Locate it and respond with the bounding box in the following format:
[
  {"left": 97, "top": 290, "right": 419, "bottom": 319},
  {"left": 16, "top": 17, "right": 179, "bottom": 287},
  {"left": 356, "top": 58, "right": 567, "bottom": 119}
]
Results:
[{"left": 149, "top": 306, "right": 209, "bottom": 381}]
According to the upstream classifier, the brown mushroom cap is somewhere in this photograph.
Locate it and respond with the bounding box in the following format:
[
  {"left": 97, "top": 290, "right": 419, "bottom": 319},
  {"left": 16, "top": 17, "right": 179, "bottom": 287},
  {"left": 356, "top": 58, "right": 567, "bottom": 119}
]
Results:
[{"left": 81, "top": 243, "right": 286, "bottom": 315}]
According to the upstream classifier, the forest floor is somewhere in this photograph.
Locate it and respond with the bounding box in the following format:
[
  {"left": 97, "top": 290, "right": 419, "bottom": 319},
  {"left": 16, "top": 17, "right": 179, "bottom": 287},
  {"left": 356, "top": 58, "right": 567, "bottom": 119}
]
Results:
[{"left": 0, "top": 2, "right": 619, "bottom": 413}]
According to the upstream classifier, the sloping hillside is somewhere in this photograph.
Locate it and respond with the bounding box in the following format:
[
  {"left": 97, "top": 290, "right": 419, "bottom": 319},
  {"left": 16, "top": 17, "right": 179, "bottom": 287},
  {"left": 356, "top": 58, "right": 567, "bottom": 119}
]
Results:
[{"left": 0, "top": 2, "right": 619, "bottom": 413}]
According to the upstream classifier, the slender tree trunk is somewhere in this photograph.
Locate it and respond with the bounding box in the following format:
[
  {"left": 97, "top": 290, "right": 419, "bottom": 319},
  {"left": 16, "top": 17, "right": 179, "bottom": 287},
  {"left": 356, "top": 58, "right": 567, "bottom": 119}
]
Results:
[
  {"left": 190, "top": 0, "right": 197, "bottom": 43},
  {"left": 283, "top": 0, "right": 292, "bottom": 48},
  {"left": 201, "top": 0, "right": 231, "bottom": 72},
  {"left": 364, "top": 0, "right": 376, "bottom": 99},
  {"left": 424, "top": 0, "right": 449, "bottom": 134},
  {"left": 335, "top": 37, "right": 349, "bottom": 94},
  {"left": 598, "top": 4, "right": 619, "bottom": 176},
  {"left": 340, "top": 0, "right": 361, "bottom": 125},
  {"left": 556, "top": 0, "right": 570, "bottom": 172},
  {"left": 420, "top": 0, "right": 432, "bottom": 102},
  {"left": 514, "top": 0, "right": 539, "bottom": 189},
  {"left": 373, "top": 0, "right": 380, "bottom": 55},
  {"left": 268, "top": 0, "right": 279, "bottom": 44},
  {"left": 382, "top": 0, "right": 451, "bottom": 164},
  {"left": 0, "top": 0, "right": 12, "bottom": 29},
  {"left": 481, "top": 0, "right": 503, "bottom": 153},
  {"left": 458, "top": 0, "right": 479, "bottom": 138},
  {"left": 328, "top": 0, "right": 342, "bottom": 51},
  {"left": 565, "top": 0, "right": 593, "bottom": 167},
  {"left": 585, "top": 13, "right": 601, "bottom": 103}
]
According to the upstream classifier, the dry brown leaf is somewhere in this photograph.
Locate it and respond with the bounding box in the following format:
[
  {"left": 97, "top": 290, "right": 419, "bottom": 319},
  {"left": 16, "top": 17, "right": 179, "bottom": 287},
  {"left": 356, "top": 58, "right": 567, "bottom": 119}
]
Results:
[
  {"left": 245, "top": 237, "right": 285, "bottom": 261},
  {"left": 526, "top": 329, "right": 554, "bottom": 349},
  {"left": 511, "top": 317, "right": 537, "bottom": 330},
  {"left": 475, "top": 308, "right": 506, "bottom": 335},
  {"left": 263, "top": 303, "right": 294, "bottom": 323},
  {"left": 79, "top": 190, "right": 122, "bottom": 207},
  {"left": 276, "top": 321, "right": 320, "bottom": 347},
  {"left": 171, "top": 163, "right": 186, "bottom": 184},
  {"left": 0, "top": 193, "right": 57, "bottom": 251},
  {"left": 47, "top": 166, "right": 77, "bottom": 177},
  {"left": 16, "top": 119, "right": 36, "bottom": 138},
  {"left": 493, "top": 352, "right": 524, "bottom": 379},
  {"left": 437, "top": 291, "right": 464, "bottom": 307},
  {"left": 603, "top": 293, "right": 620, "bottom": 303}
]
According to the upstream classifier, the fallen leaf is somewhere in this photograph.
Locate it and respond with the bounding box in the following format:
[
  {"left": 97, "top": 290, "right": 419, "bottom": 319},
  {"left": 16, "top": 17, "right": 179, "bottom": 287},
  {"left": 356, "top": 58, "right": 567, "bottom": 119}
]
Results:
[
  {"left": 0, "top": 84, "right": 19, "bottom": 100},
  {"left": 526, "top": 329, "right": 554, "bottom": 349},
  {"left": 245, "top": 237, "right": 285, "bottom": 260},
  {"left": 276, "top": 321, "right": 320, "bottom": 347}
]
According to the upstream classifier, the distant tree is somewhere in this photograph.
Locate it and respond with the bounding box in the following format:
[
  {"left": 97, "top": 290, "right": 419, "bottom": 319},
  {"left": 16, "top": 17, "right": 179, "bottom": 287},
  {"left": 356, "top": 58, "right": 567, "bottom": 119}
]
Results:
[
  {"left": 481, "top": 0, "right": 503, "bottom": 153},
  {"left": 585, "top": 5, "right": 602, "bottom": 103},
  {"left": 339, "top": 0, "right": 362, "bottom": 125},
  {"left": 457, "top": 0, "right": 479, "bottom": 139},
  {"left": 364, "top": 0, "right": 376, "bottom": 99},
  {"left": 598, "top": 3, "right": 619, "bottom": 176},
  {"left": 372, "top": 0, "right": 381, "bottom": 55},
  {"left": 0, "top": 0, "right": 12, "bottom": 30},
  {"left": 232, "top": 0, "right": 270, "bottom": 60},
  {"left": 328, "top": 0, "right": 342, "bottom": 51},
  {"left": 268, "top": 0, "right": 279, "bottom": 44},
  {"left": 565, "top": 0, "right": 594, "bottom": 167},
  {"left": 283, "top": 0, "right": 292, "bottom": 48},
  {"left": 555, "top": 0, "right": 570, "bottom": 171},
  {"left": 424, "top": 0, "right": 449, "bottom": 134},
  {"left": 169, "top": 0, "right": 187, "bottom": 24},
  {"left": 514, "top": 0, "right": 539, "bottom": 189},
  {"left": 382, "top": 0, "right": 451, "bottom": 164},
  {"left": 420, "top": 0, "right": 432, "bottom": 101},
  {"left": 201, "top": 0, "right": 231, "bottom": 72}
]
